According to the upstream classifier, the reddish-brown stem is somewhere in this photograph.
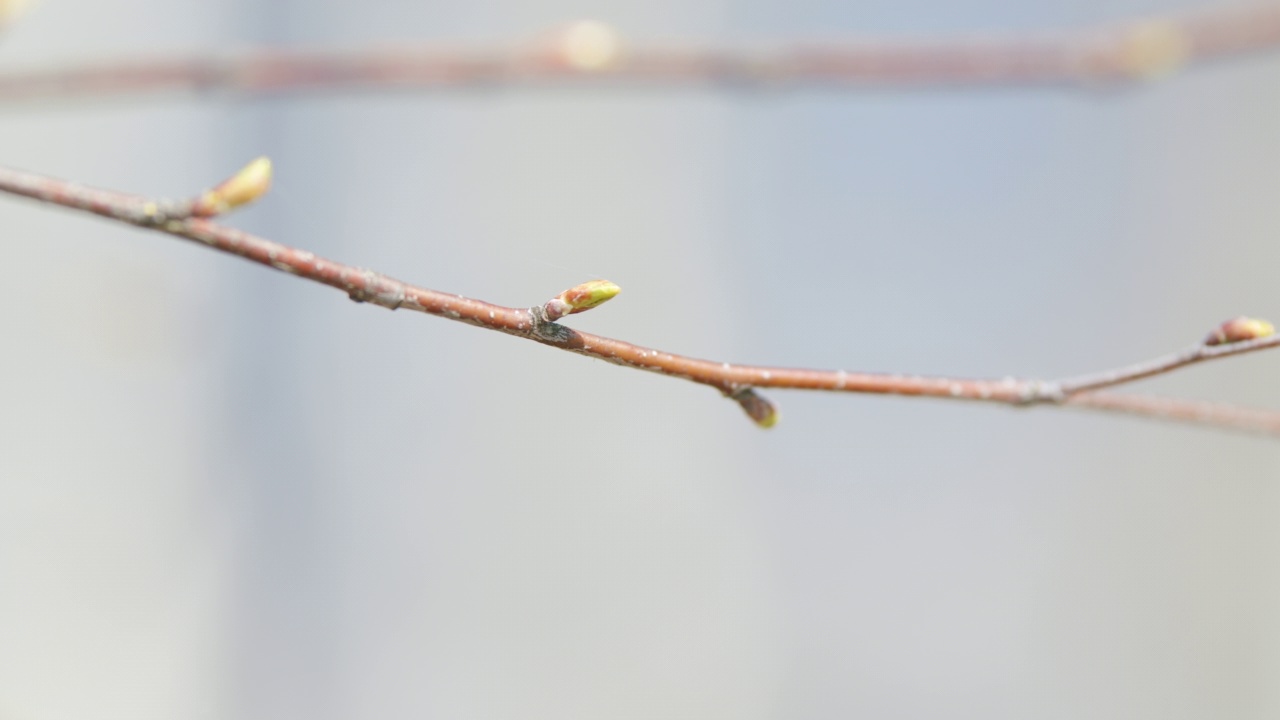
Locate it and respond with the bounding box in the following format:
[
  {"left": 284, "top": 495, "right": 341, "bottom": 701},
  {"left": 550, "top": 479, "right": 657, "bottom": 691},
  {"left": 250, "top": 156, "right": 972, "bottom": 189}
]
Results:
[
  {"left": 0, "top": 162, "right": 1276, "bottom": 436},
  {"left": 1, "top": 5, "right": 1279, "bottom": 102}
]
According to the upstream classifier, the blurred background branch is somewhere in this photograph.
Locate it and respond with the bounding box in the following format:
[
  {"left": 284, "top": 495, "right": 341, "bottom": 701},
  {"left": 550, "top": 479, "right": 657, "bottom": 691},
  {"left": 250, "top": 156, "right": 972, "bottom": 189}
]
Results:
[{"left": 0, "top": 4, "right": 1280, "bottom": 102}]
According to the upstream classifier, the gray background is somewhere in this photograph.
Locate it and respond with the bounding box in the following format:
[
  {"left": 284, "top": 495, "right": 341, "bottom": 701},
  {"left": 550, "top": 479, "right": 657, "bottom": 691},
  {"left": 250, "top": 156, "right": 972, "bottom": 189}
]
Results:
[{"left": 1, "top": 0, "right": 1278, "bottom": 718}]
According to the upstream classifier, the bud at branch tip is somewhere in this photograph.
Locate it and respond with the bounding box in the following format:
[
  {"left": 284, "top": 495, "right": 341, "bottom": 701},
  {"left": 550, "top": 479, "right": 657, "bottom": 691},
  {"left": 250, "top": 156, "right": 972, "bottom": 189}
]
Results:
[
  {"left": 192, "top": 156, "right": 273, "bottom": 217},
  {"left": 542, "top": 279, "right": 621, "bottom": 322},
  {"left": 1204, "top": 316, "right": 1275, "bottom": 346}
]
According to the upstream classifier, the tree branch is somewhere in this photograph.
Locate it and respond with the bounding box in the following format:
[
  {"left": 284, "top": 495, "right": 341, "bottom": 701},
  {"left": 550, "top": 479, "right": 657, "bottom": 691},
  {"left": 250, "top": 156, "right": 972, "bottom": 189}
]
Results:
[
  {"left": 2, "top": 5, "right": 1280, "bottom": 103},
  {"left": 0, "top": 160, "right": 1276, "bottom": 436},
  {"left": 1054, "top": 327, "right": 1280, "bottom": 397}
]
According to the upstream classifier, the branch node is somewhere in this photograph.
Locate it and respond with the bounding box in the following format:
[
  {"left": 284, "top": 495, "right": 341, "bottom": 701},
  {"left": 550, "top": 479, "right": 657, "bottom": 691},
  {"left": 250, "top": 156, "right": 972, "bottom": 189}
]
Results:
[
  {"left": 528, "top": 305, "right": 573, "bottom": 343},
  {"left": 345, "top": 271, "right": 405, "bottom": 309},
  {"left": 1018, "top": 379, "right": 1066, "bottom": 405},
  {"left": 131, "top": 198, "right": 191, "bottom": 227}
]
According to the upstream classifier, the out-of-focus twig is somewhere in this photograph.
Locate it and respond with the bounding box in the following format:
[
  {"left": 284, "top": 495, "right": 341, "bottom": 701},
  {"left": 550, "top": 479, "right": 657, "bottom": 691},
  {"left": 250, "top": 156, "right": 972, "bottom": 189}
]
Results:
[
  {"left": 1064, "top": 393, "right": 1280, "bottom": 436},
  {"left": 0, "top": 160, "right": 1275, "bottom": 435},
  {"left": 0, "top": 5, "right": 1279, "bottom": 103}
]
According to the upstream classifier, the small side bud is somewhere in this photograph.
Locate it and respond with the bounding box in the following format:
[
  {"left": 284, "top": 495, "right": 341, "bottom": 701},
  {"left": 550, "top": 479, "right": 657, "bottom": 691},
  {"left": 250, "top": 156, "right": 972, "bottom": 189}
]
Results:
[
  {"left": 542, "top": 279, "right": 621, "bottom": 322},
  {"left": 730, "top": 388, "right": 779, "bottom": 429},
  {"left": 191, "top": 157, "right": 273, "bottom": 217},
  {"left": 1204, "top": 316, "right": 1276, "bottom": 346}
]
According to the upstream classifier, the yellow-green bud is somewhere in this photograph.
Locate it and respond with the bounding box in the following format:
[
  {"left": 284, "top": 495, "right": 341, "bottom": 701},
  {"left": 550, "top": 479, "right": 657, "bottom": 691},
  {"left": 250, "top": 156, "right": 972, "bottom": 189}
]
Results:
[
  {"left": 542, "top": 279, "right": 621, "bottom": 321},
  {"left": 192, "top": 157, "right": 273, "bottom": 217},
  {"left": 1204, "top": 316, "right": 1276, "bottom": 346}
]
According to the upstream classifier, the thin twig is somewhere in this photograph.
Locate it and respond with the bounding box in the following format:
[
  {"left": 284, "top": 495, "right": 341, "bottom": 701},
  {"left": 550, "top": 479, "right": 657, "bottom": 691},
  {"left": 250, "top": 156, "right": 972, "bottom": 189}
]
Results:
[
  {"left": 2, "top": 5, "right": 1280, "bottom": 103},
  {"left": 0, "top": 161, "right": 1275, "bottom": 436},
  {"left": 1054, "top": 335, "right": 1280, "bottom": 397}
]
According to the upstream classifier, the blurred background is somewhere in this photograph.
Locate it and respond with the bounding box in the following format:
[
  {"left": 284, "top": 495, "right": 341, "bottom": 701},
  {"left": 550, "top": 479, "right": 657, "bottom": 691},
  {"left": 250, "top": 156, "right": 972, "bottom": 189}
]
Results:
[{"left": 1, "top": 0, "right": 1279, "bottom": 718}]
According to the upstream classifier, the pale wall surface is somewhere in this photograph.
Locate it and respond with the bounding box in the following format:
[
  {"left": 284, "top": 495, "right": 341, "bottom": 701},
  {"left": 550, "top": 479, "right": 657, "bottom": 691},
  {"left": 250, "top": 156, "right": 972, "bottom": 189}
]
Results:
[{"left": 0, "top": 1, "right": 1278, "bottom": 719}]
